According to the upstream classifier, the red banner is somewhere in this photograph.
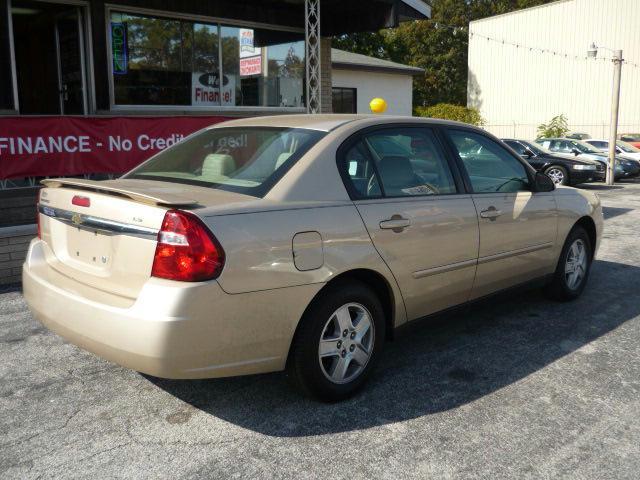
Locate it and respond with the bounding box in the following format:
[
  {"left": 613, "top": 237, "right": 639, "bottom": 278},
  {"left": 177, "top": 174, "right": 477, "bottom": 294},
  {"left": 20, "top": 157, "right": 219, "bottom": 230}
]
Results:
[{"left": 0, "top": 116, "right": 230, "bottom": 179}]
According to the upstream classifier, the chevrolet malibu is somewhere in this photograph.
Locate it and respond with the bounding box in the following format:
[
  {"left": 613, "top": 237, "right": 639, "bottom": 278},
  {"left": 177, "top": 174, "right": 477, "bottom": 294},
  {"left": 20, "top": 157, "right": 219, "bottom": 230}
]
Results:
[{"left": 23, "top": 115, "right": 603, "bottom": 401}]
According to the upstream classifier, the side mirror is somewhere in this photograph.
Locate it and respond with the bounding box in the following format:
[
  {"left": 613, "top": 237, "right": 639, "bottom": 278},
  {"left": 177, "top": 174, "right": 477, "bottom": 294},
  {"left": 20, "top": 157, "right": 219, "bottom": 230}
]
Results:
[
  {"left": 535, "top": 171, "right": 556, "bottom": 192},
  {"left": 522, "top": 149, "right": 534, "bottom": 158},
  {"left": 571, "top": 148, "right": 581, "bottom": 156}
]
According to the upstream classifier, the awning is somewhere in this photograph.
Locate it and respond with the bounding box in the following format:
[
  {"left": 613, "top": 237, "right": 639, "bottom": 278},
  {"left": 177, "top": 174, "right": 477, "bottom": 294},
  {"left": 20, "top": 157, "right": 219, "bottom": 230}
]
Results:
[
  {"left": 320, "top": 0, "right": 431, "bottom": 35},
  {"left": 202, "top": 0, "right": 431, "bottom": 36}
]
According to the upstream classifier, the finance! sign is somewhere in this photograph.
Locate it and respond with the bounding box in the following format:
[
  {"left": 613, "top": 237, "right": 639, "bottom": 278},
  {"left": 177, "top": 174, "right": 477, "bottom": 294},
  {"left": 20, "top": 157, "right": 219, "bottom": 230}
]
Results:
[{"left": 111, "top": 23, "right": 128, "bottom": 75}]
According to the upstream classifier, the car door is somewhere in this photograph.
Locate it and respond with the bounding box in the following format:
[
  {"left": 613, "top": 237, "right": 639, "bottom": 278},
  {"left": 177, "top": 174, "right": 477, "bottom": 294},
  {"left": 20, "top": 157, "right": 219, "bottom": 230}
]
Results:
[
  {"left": 444, "top": 129, "right": 558, "bottom": 300},
  {"left": 339, "top": 126, "right": 479, "bottom": 321}
]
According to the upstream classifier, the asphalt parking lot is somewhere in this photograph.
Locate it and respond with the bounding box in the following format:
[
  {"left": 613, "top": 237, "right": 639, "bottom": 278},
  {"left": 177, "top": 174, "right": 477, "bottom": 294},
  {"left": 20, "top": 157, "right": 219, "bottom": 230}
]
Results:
[{"left": 2, "top": 181, "right": 640, "bottom": 479}]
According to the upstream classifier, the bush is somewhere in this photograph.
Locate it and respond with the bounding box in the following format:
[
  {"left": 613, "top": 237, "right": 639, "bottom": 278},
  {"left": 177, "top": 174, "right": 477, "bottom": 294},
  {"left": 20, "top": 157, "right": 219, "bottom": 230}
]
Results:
[
  {"left": 537, "top": 114, "right": 569, "bottom": 138},
  {"left": 414, "top": 103, "right": 485, "bottom": 126}
]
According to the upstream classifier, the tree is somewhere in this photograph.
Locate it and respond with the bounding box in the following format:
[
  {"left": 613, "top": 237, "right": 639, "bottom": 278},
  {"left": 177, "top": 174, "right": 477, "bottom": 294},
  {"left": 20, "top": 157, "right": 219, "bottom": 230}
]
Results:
[{"left": 537, "top": 114, "right": 569, "bottom": 138}]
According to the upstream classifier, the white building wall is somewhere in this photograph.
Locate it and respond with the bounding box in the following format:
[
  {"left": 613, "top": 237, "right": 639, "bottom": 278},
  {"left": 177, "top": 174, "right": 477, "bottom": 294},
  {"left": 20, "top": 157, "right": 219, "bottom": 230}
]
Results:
[
  {"left": 468, "top": 0, "right": 640, "bottom": 139},
  {"left": 332, "top": 69, "right": 414, "bottom": 115}
]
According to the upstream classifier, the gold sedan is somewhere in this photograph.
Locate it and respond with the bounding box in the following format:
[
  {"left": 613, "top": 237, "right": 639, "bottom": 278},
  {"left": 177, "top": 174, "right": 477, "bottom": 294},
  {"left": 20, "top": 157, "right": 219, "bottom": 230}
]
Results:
[{"left": 23, "top": 115, "right": 603, "bottom": 401}]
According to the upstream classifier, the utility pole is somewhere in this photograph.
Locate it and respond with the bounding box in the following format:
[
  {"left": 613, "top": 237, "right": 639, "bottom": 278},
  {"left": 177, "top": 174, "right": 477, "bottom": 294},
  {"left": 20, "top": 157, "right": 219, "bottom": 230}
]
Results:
[
  {"left": 607, "top": 50, "right": 623, "bottom": 186},
  {"left": 587, "top": 43, "right": 623, "bottom": 185}
]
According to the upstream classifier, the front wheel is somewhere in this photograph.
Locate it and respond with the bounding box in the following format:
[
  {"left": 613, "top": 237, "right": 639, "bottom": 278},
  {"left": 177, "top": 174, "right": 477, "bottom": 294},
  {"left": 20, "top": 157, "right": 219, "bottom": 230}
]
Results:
[
  {"left": 545, "top": 165, "right": 569, "bottom": 186},
  {"left": 288, "top": 281, "right": 386, "bottom": 402},
  {"left": 546, "top": 226, "right": 592, "bottom": 301}
]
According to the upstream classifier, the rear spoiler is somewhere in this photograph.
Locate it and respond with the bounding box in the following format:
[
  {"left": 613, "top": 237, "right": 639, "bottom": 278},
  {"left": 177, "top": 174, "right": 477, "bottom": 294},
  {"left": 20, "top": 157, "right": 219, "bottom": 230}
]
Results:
[{"left": 41, "top": 178, "right": 199, "bottom": 207}]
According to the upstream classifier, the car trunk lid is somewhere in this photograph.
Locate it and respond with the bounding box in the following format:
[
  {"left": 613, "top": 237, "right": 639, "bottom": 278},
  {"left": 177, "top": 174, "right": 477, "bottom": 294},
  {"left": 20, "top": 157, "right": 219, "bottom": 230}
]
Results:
[{"left": 37, "top": 178, "right": 252, "bottom": 299}]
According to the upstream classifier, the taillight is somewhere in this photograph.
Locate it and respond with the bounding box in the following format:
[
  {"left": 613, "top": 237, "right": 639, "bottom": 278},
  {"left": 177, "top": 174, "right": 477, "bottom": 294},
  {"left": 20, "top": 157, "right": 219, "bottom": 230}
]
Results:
[
  {"left": 151, "top": 210, "right": 225, "bottom": 282},
  {"left": 36, "top": 189, "right": 41, "bottom": 239}
]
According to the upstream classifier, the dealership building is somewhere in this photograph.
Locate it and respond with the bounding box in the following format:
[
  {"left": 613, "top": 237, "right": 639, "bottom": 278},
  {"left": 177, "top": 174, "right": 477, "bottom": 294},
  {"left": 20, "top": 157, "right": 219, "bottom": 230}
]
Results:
[
  {"left": 1, "top": 0, "right": 429, "bottom": 117},
  {"left": 0, "top": 0, "right": 430, "bottom": 284},
  {"left": 468, "top": 0, "right": 640, "bottom": 139}
]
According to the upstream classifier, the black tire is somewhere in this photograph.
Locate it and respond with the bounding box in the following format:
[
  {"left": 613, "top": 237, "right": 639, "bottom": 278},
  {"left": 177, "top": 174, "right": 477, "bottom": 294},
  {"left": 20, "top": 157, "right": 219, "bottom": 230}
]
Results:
[
  {"left": 546, "top": 226, "right": 592, "bottom": 301},
  {"left": 544, "top": 165, "right": 569, "bottom": 186},
  {"left": 288, "top": 280, "right": 386, "bottom": 402}
]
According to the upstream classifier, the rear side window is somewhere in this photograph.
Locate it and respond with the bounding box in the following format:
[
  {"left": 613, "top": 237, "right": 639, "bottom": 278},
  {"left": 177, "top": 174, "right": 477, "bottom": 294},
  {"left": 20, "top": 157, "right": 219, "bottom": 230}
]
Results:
[
  {"left": 447, "top": 130, "right": 530, "bottom": 193},
  {"left": 505, "top": 140, "right": 527, "bottom": 156},
  {"left": 340, "top": 128, "right": 457, "bottom": 199},
  {"left": 125, "top": 127, "right": 325, "bottom": 197}
]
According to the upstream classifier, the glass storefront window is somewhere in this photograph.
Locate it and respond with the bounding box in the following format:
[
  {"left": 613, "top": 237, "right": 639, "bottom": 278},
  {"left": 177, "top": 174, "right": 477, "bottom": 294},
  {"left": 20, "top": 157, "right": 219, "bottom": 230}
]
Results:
[
  {"left": 110, "top": 12, "right": 219, "bottom": 106},
  {"left": 109, "top": 11, "right": 305, "bottom": 109},
  {"left": 220, "top": 26, "right": 304, "bottom": 108}
]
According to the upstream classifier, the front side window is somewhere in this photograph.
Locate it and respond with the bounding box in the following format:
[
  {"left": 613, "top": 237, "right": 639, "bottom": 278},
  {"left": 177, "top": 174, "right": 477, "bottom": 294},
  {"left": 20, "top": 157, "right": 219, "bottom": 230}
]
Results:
[
  {"left": 340, "top": 128, "right": 457, "bottom": 198},
  {"left": 109, "top": 11, "right": 304, "bottom": 108},
  {"left": 125, "top": 127, "right": 324, "bottom": 197},
  {"left": 448, "top": 130, "right": 530, "bottom": 193}
]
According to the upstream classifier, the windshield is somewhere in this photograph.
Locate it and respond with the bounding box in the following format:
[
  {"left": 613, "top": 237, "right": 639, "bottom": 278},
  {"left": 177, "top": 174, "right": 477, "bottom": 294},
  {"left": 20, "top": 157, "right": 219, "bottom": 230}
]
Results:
[
  {"left": 571, "top": 140, "right": 603, "bottom": 154},
  {"left": 125, "top": 127, "right": 325, "bottom": 197},
  {"left": 617, "top": 140, "right": 640, "bottom": 153}
]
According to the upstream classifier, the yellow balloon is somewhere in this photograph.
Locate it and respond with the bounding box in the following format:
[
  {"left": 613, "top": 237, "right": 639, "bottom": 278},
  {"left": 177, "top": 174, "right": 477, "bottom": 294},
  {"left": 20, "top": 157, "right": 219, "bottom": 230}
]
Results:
[{"left": 369, "top": 97, "right": 388, "bottom": 114}]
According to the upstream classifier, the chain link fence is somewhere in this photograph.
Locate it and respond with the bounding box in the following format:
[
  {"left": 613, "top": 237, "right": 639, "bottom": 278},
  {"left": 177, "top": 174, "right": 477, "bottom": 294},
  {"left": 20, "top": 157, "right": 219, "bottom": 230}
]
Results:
[{"left": 482, "top": 124, "right": 640, "bottom": 141}]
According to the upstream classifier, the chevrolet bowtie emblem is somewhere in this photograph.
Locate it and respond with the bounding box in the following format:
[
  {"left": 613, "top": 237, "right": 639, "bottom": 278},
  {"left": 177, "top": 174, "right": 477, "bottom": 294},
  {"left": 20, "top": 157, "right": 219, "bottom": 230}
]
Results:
[{"left": 71, "top": 213, "right": 83, "bottom": 226}]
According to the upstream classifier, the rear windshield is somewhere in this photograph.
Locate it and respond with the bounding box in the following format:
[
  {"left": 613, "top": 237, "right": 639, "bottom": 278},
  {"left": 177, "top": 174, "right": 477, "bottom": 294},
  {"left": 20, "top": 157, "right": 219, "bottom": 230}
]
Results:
[{"left": 125, "top": 127, "right": 325, "bottom": 197}]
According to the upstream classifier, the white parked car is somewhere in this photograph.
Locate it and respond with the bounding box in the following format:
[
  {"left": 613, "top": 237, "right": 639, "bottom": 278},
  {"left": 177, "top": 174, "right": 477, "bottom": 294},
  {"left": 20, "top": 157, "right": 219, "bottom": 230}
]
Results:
[{"left": 585, "top": 139, "right": 640, "bottom": 161}]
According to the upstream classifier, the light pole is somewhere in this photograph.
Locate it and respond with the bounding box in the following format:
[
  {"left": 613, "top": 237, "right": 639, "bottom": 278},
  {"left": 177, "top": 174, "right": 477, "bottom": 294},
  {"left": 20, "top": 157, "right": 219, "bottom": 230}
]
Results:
[{"left": 588, "top": 43, "right": 623, "bottom": 186}]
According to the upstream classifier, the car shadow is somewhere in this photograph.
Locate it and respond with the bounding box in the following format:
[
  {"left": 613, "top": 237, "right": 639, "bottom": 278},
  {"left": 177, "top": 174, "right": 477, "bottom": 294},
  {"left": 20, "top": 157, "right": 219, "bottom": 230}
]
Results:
[
  {"left": 602, "top": 206, "right": 633, "bottom": 220},
  {"left": 148, "top": 259, "right": 639, "bottom": 437}
]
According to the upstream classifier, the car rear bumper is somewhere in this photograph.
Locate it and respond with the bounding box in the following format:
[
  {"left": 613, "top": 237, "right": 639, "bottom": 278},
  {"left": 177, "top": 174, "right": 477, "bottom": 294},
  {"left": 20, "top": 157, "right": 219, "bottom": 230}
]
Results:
[{"left": 23, "top": 239, "right": 321, "bottom": 379}]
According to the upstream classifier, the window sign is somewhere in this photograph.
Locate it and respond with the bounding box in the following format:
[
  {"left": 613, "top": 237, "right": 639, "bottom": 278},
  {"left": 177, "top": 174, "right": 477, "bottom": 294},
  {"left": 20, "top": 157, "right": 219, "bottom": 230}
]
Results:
[
  {"left": 239, "top": 28, "right": 262, "bottom": 77},
  {"left": 192, "top": 72, "right": 235, "bottom": 106},
  {"left": 110, "top": 23, "right": 128, "bottom": 75},
  {"left": 240, "top": 56, "right": 262, "bottom": 77},
  {"left": 239, "top": 28, "right": 259, "bottom": 57}
]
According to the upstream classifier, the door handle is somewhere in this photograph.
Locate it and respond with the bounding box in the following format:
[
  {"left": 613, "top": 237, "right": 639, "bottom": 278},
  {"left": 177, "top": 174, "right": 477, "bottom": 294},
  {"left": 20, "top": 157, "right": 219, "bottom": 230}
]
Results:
[
  {"left": 380, "top": 215, "right": 411, "bottom": 232},
  {"left": 480, "top": 206, "right": 502, "bottom": 220}
]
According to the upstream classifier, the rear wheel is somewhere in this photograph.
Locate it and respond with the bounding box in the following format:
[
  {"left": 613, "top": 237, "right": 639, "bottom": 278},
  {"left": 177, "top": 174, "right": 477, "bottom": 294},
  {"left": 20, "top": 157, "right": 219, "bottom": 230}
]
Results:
[
  {"left": 288, "top": 281, "right": 385, "bottom": 402},
  {"left": 546, "top": 226, "right": 592, "bottom": 301},
  {"left": 545, "top": 165, "right": 569, "bottom": 186}
]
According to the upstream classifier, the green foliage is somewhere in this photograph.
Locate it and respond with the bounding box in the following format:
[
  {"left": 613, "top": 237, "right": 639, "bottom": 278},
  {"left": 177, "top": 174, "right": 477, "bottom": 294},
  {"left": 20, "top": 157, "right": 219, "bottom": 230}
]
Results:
[
  {"left": 333, "top": 0, "right": 555, "bottom": 108},
  {"left": 537, "top": 114, "right": 569, "bottom": 138},
  {"left": 414, "top": 103, "right": 485, "bottom": 126}
]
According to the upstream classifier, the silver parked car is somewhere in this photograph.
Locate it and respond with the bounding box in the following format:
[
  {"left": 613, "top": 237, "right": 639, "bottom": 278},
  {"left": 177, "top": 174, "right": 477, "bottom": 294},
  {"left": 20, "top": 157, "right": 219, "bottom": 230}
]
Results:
[{"left": 24, "top": 115, "right": 603, "bottom": 401}]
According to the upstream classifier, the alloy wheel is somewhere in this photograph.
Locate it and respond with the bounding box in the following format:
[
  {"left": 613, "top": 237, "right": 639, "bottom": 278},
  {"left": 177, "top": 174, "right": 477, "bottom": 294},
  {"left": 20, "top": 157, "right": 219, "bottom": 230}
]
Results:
[
  {"left": 318, "top": 303, "right": 374, "bottom": 384},
  {"left": 565, "top": 239, "right": 588, "bottom": 290},
  {"left": 546, "top": 167, "right": 565, "bottom": 185}
]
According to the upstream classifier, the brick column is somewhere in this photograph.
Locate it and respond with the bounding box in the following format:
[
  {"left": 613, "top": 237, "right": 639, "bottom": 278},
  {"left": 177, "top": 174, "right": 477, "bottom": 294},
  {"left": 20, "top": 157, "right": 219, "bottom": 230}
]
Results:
[{"left": 320, "top": 37, "right": 332, "bottom": 113}]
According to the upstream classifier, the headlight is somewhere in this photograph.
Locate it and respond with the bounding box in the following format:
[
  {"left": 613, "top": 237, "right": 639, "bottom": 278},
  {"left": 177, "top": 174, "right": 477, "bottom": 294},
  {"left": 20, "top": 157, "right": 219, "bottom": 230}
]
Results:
[{"left": 572, "top": 164, "right": 596, "bottom": 170}]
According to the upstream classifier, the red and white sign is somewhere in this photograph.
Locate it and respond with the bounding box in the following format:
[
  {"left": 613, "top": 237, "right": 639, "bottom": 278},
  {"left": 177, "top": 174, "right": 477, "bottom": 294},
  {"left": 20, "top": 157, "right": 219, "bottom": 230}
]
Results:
[
  {"left": 0, "top": 116, "right": 230, "bottom": 179},
  {"left": 192, "top": 72, "right": 236, "bottom": 106},
  {"left": 240, "top": 56, "right": 262, "bottom": 76}
]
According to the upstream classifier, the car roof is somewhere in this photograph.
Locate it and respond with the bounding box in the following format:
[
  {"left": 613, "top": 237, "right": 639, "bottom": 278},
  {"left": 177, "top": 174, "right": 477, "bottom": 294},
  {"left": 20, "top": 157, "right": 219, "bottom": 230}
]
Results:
[{"left": 209, "top": 114, "right": 476, "bottom": 132}]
